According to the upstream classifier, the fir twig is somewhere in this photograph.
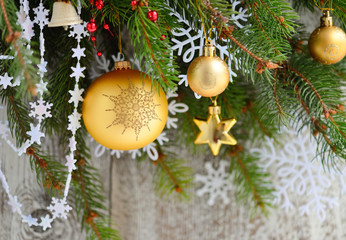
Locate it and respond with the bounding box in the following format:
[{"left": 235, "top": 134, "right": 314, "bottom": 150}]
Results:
[
  {"left": 229, "top": 145, "right": 274, "bottom": 215},
  {"left": 0, "top": 0, "right": 33, "bottom": 90}
]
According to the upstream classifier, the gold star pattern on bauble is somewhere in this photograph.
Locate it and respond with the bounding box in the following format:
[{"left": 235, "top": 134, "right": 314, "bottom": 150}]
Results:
[
  {"left": 103, "top": 81, "right": 161, "bottom": 140},
  {"left": 194, "top": 105, "right": 237, "bottom": 155}
]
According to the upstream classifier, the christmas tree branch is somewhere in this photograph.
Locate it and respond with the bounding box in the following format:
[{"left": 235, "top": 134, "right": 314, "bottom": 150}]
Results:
[
  {"left": 76, "top": 163, "right": 102, "bottom": 240},
  {"left": 228, "top": 145, "right": 274, "bottom": 215},
  {"left": 138, "top": 13, "right": 168, "bottom": 84},
  {"left": 245, "top": 102, "right": 272, "bottom": 137},
  {"left": 200, "top": 0, "right": 280, "bottom": 74},
  {"left": 0, "top": 0, "right": 34, "bottom": 91},
  {"left": 287, "top": 65, "right": 329, "bottom": 119},
  {"left": 231, "top": 149, "right": 264, "bottom": 210},
  {"left": 153, "top": 149, "right": 194, "bottom": 200},
  {"left": 272, "top": 70, "right": 285, "bottom": 117},
  {"left": 2, "top": 89, "right": 65, "bottom": 191}
]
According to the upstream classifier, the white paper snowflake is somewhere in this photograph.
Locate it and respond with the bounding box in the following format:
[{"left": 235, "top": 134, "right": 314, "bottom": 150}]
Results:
[
  {"left": 70, "top": 62, "right": 86, "bottom": 80},
  {"left": 0, "top": 120, "right": 10, "bottom": 140},
  {"left": 33, "top": 2, "right": 49, "bottom": 28},
  {"left": 250, "top": 126, "right": 345, "bottom": 221},
  {"left": 0, "top": 73, "right": 14, "bottom": 89},
  {"left": 29, "top": 99, "right": 53, "bottom": 122},
  {"left": 47, "top": 197, "right": 72, "bottom": 219},
  {"left": 39, "top": 214, "right": 53, "bottom": 231},
  {"left": 68, "top": 86, "right": 84, "bottom": 108},
  {"left": 67, "top": 111, "right": 82, "bottom": 134},
  {"left": 22, "top": 214, "right": 39, "bottom": 227},
  {"left": 195, "top": 160, "right": 233, "bottom": 206},
  {"left": 65, "top": 154, "right": 77, "bottom": 172},
  {"left": 27, "top": 123, "right": 44, "bottom": 145},
  {"left": 8, "top": 195, "right": 22, "bottom": 213},
  {"left": 17, "top": 0, "right": 34, "bottom": 43},
  {"left": 36, "top": 80, "right": 48, "bottom": 95},
  {"left": 89, "top": 53, "right": 126, "bottom": 79},
  {"left": 68, "top": 22, "right": 89, "bottom": 42}
]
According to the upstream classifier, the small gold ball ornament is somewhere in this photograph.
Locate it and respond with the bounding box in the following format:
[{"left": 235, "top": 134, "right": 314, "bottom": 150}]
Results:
[
  {"left": 308, "top": 11, "right": 346, "bottom": 65},
  {"left": 187, "top": 40, "right": 230, "bottom": 97},
  {"left": 82, "top": 61, "right": 168, "bottom": 150}
]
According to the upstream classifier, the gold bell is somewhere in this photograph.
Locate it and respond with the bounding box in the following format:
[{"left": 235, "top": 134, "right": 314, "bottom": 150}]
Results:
[{"left": 48, "top": 1, "right": 82, "bottom": 30}]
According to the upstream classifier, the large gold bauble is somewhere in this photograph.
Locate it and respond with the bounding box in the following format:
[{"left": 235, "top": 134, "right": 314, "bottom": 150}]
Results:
[
  {"left": 187, "top": 41, "right": 230, "bottom": 97},
  {"left": 308, "top": 11, "right": 346, "bottom": 65},
  {"left": 82, "top": 61, "right": 168, "bottom": 151}
]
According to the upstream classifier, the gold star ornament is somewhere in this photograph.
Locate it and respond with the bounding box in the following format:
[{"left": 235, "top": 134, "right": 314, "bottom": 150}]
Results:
[{"left": 193, "top": 104, "right": 237, "bottom": 156}]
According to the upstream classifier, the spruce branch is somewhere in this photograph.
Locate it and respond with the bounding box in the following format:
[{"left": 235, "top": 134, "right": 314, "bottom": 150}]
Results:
[
  {"left": 153, "top": 149, "right": 194, "bottom": 200},
  {"left": 287, "top": 65, "right": 330, "bottom": 119},
  {"left": 1, "top": 88, "right": 65, "bottom": 192},
  {"left": 200, "top": 0, "right": 280, "bottom": 74},
  {"left": 228, "top": 145, "right": 274, "bottom": 215},
  {"left": 0, "top": 0, "right": 35, "bottom": 92}
]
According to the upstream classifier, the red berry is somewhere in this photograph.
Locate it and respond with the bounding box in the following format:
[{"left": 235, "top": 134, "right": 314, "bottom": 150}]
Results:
[
  {"left": 97, "top": 51, "right": 102, "bottom": 57},
  {"left": 147, "top": 10, "right": 158, "bottom": 22},
  {"left": 130, "top": 0, "right": 137, "bottom": 6},
  {"left": 95, "top": 0, "right": 104, "bottom": 10},
  {"left": 91, "top": 36, "right": 96, "bottom": 41},
  {"left": 103, "top": 24, "right": 109, "bottom": 30},
  {"left": 87, "top": 19, "right": 97, "bottom": 32},
  {"left": 160, "top": 34, "right": 166, "bottom": 40}
]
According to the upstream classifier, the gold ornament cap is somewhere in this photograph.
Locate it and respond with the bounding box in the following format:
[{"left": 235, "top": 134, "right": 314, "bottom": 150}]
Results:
[
  {"left": 203, "top": 40, "right": 216, "bottom": 57},
  {"left": 208, "top": 105, "right": 221, "bottom": 115},
  {"left": 114, "top": 61, "right": 132, "bottom": 70},
  {"left": 320, "top": 10, "right": 333, "bottom": 27}
]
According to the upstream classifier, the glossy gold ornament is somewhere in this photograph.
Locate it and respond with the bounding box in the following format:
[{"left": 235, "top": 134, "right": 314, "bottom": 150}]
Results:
[
  {"left": 187, "top": 40, "right": 230, "bottom": 97},
  {"left": 194, "top": 103, "right": 237, "bottom": 156},
  {"left": 308, "top": 11, "right": 346, "bottom": 65},
  {"left": 82, "top": 61, "right": 168, "bottom": 151}
]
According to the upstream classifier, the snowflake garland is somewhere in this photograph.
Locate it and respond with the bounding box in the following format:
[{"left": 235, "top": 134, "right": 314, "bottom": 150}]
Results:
[
  {"left": 46, "top": 0, "right": 87, "bottom": 222},
  {"left": 0, "top": 1, "right": 85, "bottom": 231},
  {"left": 195, "top": 160, "right": 233, "bottom": 206}
]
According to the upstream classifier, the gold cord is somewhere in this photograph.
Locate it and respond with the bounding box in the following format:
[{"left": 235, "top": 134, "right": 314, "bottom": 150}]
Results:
[{"left": 313, "top": 0, "right": 334, "bottom": 11}]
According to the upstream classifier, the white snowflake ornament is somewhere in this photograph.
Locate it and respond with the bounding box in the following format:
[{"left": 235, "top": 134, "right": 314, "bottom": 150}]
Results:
[
  {"left": 69, "top": 22, "right": 89, "bottom": 42},
  {"left": 67, "top": 111, "right": 82, "bottom": 134},
  {"left": 47, "top": 197, "right": 72, "bottom": 219},
  {"left": 72, "top": 45, "right": 86, "bottom": 60},
  {"left": 36, "top": 80, "right": 48, "bottom": 95},
  {"left": 65, "top": 154, "right": 77, "bottom": 172},
  {"left": 70, "top": 62, "right": 86, "bottom": 80},
  {"left": 0, "top": 120, "right": 10, "bottom": 139},
  {"left": 195, "top": 160, "right": 233, "bottom": 206},
  {"left": 33, "top": 3, "right": 49, "bottom": 28},
  {"left": 29, "top": 99, "right": 53, "bottom": 122},
  {"left": 0, "top": 73, "right": 14, "bottom": 89},
  {"left": 22, "top": 214, "right": 39, "bottom": 227},
  {"left": 68, "top": 86, "right": 84, "bottom": 108},
  {"left": 8, "top": 195, "right": 22, "bottom": 213},
  {"left": 39, "top": 214, "right": 53, "bottom": 231},
  {"left": 27, "top": 124, "right": 45, "bottom": 145},
  {"left": 250, "top": 126, "right": 344, "bottom": 221}
]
